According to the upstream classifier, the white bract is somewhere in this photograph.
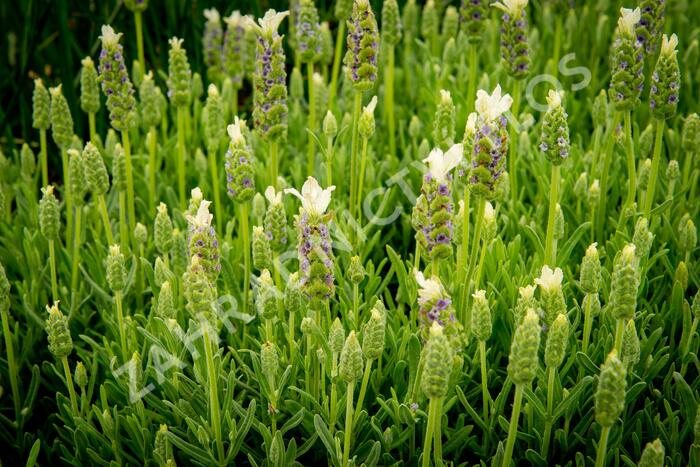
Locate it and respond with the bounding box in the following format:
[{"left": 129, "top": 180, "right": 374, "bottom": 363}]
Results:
[
  {"left": 249, "top": 9, "right": 289, "bottom": 37},
  {"left": 227, "top": 116, "right": 247, "bottom": 146},
  {"left": 423, "top": 143, "right": 464, "bottom": 183},
  {"left": 492, "top": 0, "right": 528, "bottom": 15},
  {"left": 475, "top": 85, "right": 513, "bottom": 123},
  {"left": 285, "top": 176, "right": 335, "bottom": 216},
  {"left": 99, "top": 25, "right": 122, "bottom": 47},
  {"left": 535, "top": 265, "right": 563, "bottom": 293},
  {"left": 203, "top": 8, "right": 220, "bottom": 24},
  {"left": 414, "top": 269, "right": 444, "bottom": 302},
  {"left": 265, "top": 186, "right": 282, "bottom": 204},
  {"left": 519, "top": 284, "right": 537, "bottom": 299},
  {"left": 546, "top": 89, "right": 563, "bottom": 108},
  {"left": 187, "top": 198, "right": 213, "bottom": 229},
  {"left": 660, "top": 33, "right": 679, "bottom": 57},
  {"left": 617, "top": 7, "right": 640, "bottom": 37}
]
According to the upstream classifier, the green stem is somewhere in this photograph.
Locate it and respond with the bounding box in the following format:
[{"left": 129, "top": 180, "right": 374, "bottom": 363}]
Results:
[
  {"left": 70, "top": 207, "right": 82, "bottom": 297},
  {"left": 621, "top": 111, "right": 637, "bottom": 217},
  {"left": 357, "top": 137, "right": 369, "bottom": 226},
  {"left": 385, "top": 45, "right": 396, "bottom": 158},
  {"left": 288, "top": 308, "right": 295, "bottom": 364},
  {"left": 329, "top": 22, "right": 346, "bottom": 109},
  {"left": 177, "top": 107, "right": 187, "bottom": 211},
  {"left": 148, "top": 127, "right": 157, "bottom": 214},
  {"left": 594, "top": 426, "right": 611, "bottom": 467},
  {"left": 115, "top": 290, "right": 127, "bottom": 361},
  {"left": 1, "top": 305, "right": 20, "bottom": 419},
  {"left": 422, "top": 397, "right": 437, "bottom": 467},
  {"left": 270, "top": 141, "right": 279, "bottom": 190},
  {"left": 479, "top": 340, "right": 489, "bottom": 423},
  {"left": 352, "top": 283, "right": 359, "bottom": 329},
  {"left": 349, "top": 92, "right": 362, "bottom": 224},
  {"left": 118, "top": 191, "right": 128, "bottom": 252},
  {"left": 596, "top": 112, "right": 622, "bottom": 242},
  {"left": 509, "top": 80, "right": 522, "bottom": 204},
  {"left": 354, "top": 359, "right": 373, "bottom": 426},
  {"left": 204, "top": 330, "right": 225, "bottom": 464},
  {"left": 614, "top": 318, "right": 625, "bottom": 354},
  {"left": 502, "top": 384, "right": 524, "bottom": 467},
  {"left": 62, "top": 149, "right": 73, "bottom": 251},
  {"left": 342, "top": 382, "right": 355, "bottom": 467},
  {"left": 541, "top": 367, "right": 555, "bottom": 458},
  {"left": 239, "top": 203, "right": 251, "bottom": 315},
  {"left": 98, "top": 195, "right": 114, "bottom": 245},
  {"left": 208, "top": 145, "right": 223, "bottom": 233},
  {"left": 326, "top": 136, "right": 334, "bottom": 186},
  {"left": 433, "top": 397, "right": 443, "bottom": 464},
  {"left": 544, "top": 164, "right": 561, "bottom": 267},
  {"left": 49, "top": 240, "right": 58, "bottom": 302},
  {"left": 307, "top": 62, "right": 316, "bottom": 176},
  {"left": 643, "top": 119, "right": 665, "bottom": 219},
  {"left": 582, "top": 293, "right": 595, "bottom": 352},
  {"left": 467, "top": 44, "right": 478, "bottom": 113},
  {"left": 88, "top": 113, "right": 96, "bottom": 145},
  {"left": 464, "top": 197, "right": 485, "bottom": 331},
  {"left": 40, "top": 129, "right": 48, "bottom": 187},
  {"left": 61, "top": 356, "right": 79, "bottom": 415},
  {"left": 134, "top": 11, "right": 145, "bottom": 71},
  {"left": 121, "top": 131, "right": 136, "bottom": 238},
  {"left": 330, "top": 355, "right": 339, "bottom": 434},
  {"left": 474, "top": 238, "right": 489, "bottom": 291}
]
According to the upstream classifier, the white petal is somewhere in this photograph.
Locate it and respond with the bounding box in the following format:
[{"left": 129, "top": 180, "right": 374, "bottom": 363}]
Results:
[{"left": 100, "top": 25, "right": 122, "bottom": 47}]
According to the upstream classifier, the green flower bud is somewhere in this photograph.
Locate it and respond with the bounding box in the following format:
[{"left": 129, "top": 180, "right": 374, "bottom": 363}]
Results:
[
  {"left": 323, "top": 110, "right": 338, "bottom": 139},
  {"left": 253, "top": 226, "right": 273, "bottom": 271},
  {"left": 320, "top": 22, "right": 334, "bottom": 67},
  {"left": 225, "top": 119, "right": 255, "bottom": 203},
  {"left": 421, "top": 1, "right": 438, "bottom": 43},
  {"left": 83, "top": 142, "right": 109, "bottom": 195},
  {"left": 402, "top": 0, "right": 419, "bottom": 40},
  {"left": 284, "top": 272, "right": 303, "bottom": 314},
  {"left": 251, "top": 10, "right": 289, "bottom": 142},
  {"left": 329, "top": 317, "right": 345, "bottom": 354},
  {"left": 639, "top": 124, "right": 654, "bottom": 158},
  {"left": 695, "top": 406, "right": 700, "bottom": 445},
  {"left": 638, "top": 158, "right": 652, "bottom": 190},
  {"left": 418, "top": 139, "right": 430, "bottom": 160},
  {"left": 344, "top": 0, "right": 380, "bottom": 92},
  {"left": 68, "top": 148, "right": 87, "bottom": 207},
  {"left": 46, "top": 301, "right": 73, "bottom": 358},
  {"left": 667, "top": 159, "right": 680, "bottom": 184},
  {"left": 290, "top": 67, "right": 304, "bottom": 101},
  {"left": 495, "top": 0, "right": 530, "bottom": 79},
  {"left": 154, "top": 424, "right": 172, "bottom": 466},
  {"left": 362, "top": 299, "right": 386, "bottom": 360},
  {"left": 650, "top": 34, "right": 680, "bottom": 120},
  {"left": 433, "top": 90, "right": 455, "bottom": 150},
  {"left": 223, "top": 13, "right": 246, "bottom": 89},
  {"left": 205, "top": 84, "right": 224, "bottom": 151},
  {"left": 513, "top": 285, "right": 538, "bottom": 326},
  {"left": 167, "top": 37, "right": 192, "bottom": 107},
  {"left": 381, "top": 0, "right": 402, "bottom": 46},
  {"left": 134, "top": 223, "right": 147, "bottom": 247},
  {"left": 681, "top": 113, "right": 700, "bottom": 154},
  {"left": 80, "top": 57, "right": 100, "bottom": 115},
  {"left": 508, "top": 308, "right": 541, "bottom": 386},
  {"left": 300, "top": 316, "right": 314, "bottom": 335},
  {"left": 421, "top": 323, "right": 453, "bottom": 399},
  {"left": 632, "top": 217, "right": 654, "bottom": 258},
  {"left": 621, "top": 319, "right": 640, "bottom": 368},
  {"left": 154, "top": 203, "right": 174, "bottom": 255},
  {"left": 540, "top": 90, "right": 570, "bottom": 164},
  {"left": 202, "top": 9, "right": 223, "bottom": 83},
  {"left": 471, "top": 290, "right": 492, "bottom": 342},
  {"left": 442, "top": 6, "right": 459, "bottom": 42},
  {"left": 588, "top": 179, "right": 601, "bottom": 208},
  {"left": 98, "top": 26, "right": 137, "bottom": 131},
  {"left": 595, "top": 350, "right": 627, "bottom": 428},
  {"left": 553, "top": 204, "right": 567, "bottom": 241},
  {"left": 106, "top": 245, "right": 127, "bottom": 292},
  {"left": 679, "top": 216, "right": 697, "bottom": 255},
  {"left": 296, "top": 0, "right": 322, "bottom": 63},
  {"left": 256, "top": 270, "right": 281, "bottom": 320},
  {"left": 128, "top": 351, "right": 143, "bottom": 398},
  {"left": 409, "top": 115, "right": 422, "bottom": 140},
  {"left": 157, "top": 280, "right": 175, "bottom": 320},
  {"left": 32, "top": 79, "right": 51, "bottom": 131},
  {"left": 74, "top": 361, "right": 88, "bottom": 389},
  {"left": 20, "top": 143, "right": 36, "bottom": 180},
  {"left": 583, "top": 292, "right": 601, "bottom": 319},
  {"left": 39, "top": 186, "right": 61, "bottom": 241},
  {"left": 675, "top": 261, "right": 688, "bottom": 291},
  {"left": 105, "top": 129, "right": 119, "bottom": 158},
  {"left": 453, "top": 200, "right": 465, "bottom": 245},
  {"left": 535, "top": 266, "right": 566, "bottom": 327},
  {"left": 49, "top": 85, "right": 74, "bottom": 151},
  {"left": 574, "top": 172, "right": 588, "bottom": 201},
  {"left": 609, "top": 244, "right": 639, "bottom": 321},
  {"left": 349, "top": 255, "right": 366, "bottom": 284},
  {"left": 263, "top": 186, "right": 288, "bottom": 253},
  {"left": 591, "top": 90, "right": 608, "bottom": 129},
  {"left": 139, "top": 71, "right": 161, "bottom": 129},
  {"left": 609, "top": 9, "right": 644, "bottom": 112},
  {"left": 691, "top": 290, "right": 700, "bottom": 319},
  {"left": 261, "top": 341, "right": 279, "bottom": 383},
  {"left": 171, "top": 229, "right": 188, "bottom": 276},
  {"left": 339, "top": 331, "right": 364, "bottom": 383},
  {"left": 459, "top": 0, "right": 488, "bottom": 43},
  {"left": 124, "top": 0, "right": 147, "bottom": 12},
  {"left": 252, "top": 193, "right": 266, "bottom": 223},
  {"left": 545, "top": 313, "right": 569, "bottom": 369},
  {"left": 580, "top": 243, "right": 601, "bottom": 294},
  {"left": 314, "top": 73, "right": 329, "bottom": 119},
  {"left": 131, "top": 60, "right": 143, "bottom": 89},
  {"left": 112, "top": 143, "right": 127, "bottom": 192},
  {"left": 0, "top": 262, "right": 9, "bottom": 311},
  {"left": 183, "top": 255, "right": 217, "bottom": 329},
  {"left": 637, "top": 439, "right": 664, "bottom": 467},
  {"left": 186, "top": 199, "right": 220, "bottom": 284},
  {"left": 154, "top": 256, "right": 173, "bottom": 289}
]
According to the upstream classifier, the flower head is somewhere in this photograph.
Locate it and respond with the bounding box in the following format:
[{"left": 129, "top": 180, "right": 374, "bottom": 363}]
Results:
[
  {"left": 492, "top": 0, "right": 528, "bottom": 14},
  {"left": 535, "top": 265, "right": 563, "bottom": 293},
  {"left": 617, "top": 7, "right": 641, "bottom": 37},
  {"left": 475, "top": 85, "right": 513, "bottom": 123},
  {"left": 285, "top": 176, "right": 335, "bottom": 216},
  {"left": 363, "top": 95, "right": 378, "bottom": 116},
  {"left": 422, "top": 144, "right": 463, "bottom": 183},
  {"left": 660, "top": 33, "right": 679, "bottom": 57}
]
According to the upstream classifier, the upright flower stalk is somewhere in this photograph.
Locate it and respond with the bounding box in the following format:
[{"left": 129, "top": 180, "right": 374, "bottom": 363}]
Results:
[
  {"left": 32, "top": 79, "right": 50, "bottom": 186},
  {"left": 493, "top": 0, "right": 529, "bottom": 201},
  {"left": 223, "top": 12, "right": 247, "bottom": 115},
  {"left": 356, "top": 96, "right": 378, "bottom": 225},
  {"left": 98, "top": 25, "right": 137, "bottom": 241},
  {"left": 381, "top": 0, "right": 401, "bottom": 159},
  {"left": 167, "top": 37, "right": 193, "bottom": 210},
  {"left": 80, "top": 57, "right": 100, "bottom": 142},
  {"left": 329, "top": 0, "right": 353, "bottom": 107},
  {"left": 204, "top": 84, "right": 224, "bottom": 230},
  {"left": 39, "top": 186, "right": 61, "bottom": 301},
  {"left": 0, "top": 263, "right": 20, "bottom": 419},
  {"left": 580, "top": 243, "right": 602, "bottom": 352},
  {"left": 83, "top": 142, "right": 113, "bottom": 245},
  {"left": 250, "top": 10, "right": 289, "bottom": 190},
  {"left": 609, "top": 244, "right": 639, "bottom": 353},
  {"left": 459, "top": 0, "right": 488, "bottom": 113},
  {"left": 68, "top": 148, "right": 87, "bottom": 297},
  {"left": 225, "top": 119, "right": 254, "bottom": 313},
  {"left": 344, "top": 0, "right": 379, "bottom": 227},
  {"left": 471, "top": 290, "right": 492, "bottom": 422},
  {"left": 594, "top": 351, "right": 627, "bottom": 467},
  {"left": 124, "top": 0, "right": 148, "bottom": 72},
  {"left": 354, "top": 299, "right": 386, "bottom": 424},
  {"left": 106, "top": 245, "right": 128, "bottom": 359},
  {"left": 49, "top": 84, "right": 74, "bottom": 249},
  {"left": 202, "top": 8, "right": 223, "bottom": 84},
  {"left": 540, "top": 90, "right": 569, "bottom": 266},
  {"left": 45, "top": 301, "right": 79, "bottom": 415},
  {"left": 541, "top": 313, "right": 570, "bottom": 458},
  {"left": 644, "top": 33, "right": 680, "bottom": 218},
  {"left": 139, "top": 71, "right": 161, "bottom": 212},
  {"left": 339, "top": 331, "right": 363, "bottom": 467}
]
